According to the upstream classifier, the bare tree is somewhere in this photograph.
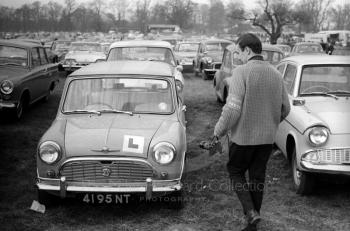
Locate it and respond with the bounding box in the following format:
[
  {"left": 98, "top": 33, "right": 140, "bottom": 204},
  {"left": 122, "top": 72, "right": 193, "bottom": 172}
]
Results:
[
  {"left": 90, "top": 0, "right": 105, "bottom": 31},
  {"left": 297, "top": 0, "right": 333, "bottom": 32},
  {"left": 208, "top": 0, "right": 226, "bottom": 33},
  {"left": 64, "top": 0, "right": 76, "bottom": 31},
  {"left": 230, "top": 0, "right": 295, "bottom": 44},
  {"left": 166, "top": 0, "right": 194, "bottom": 29},
  {"left": 46, "top": 1, "right": 63, "bottom": 31},
  {"left": 110, "top": 0, "right": 129, "bottom": 22},
  {"left": 134, "top": 0, "right": 151, "bottom": 33},
  {"left": 330, "top": 3, "right": 350, "bottom": 30}
]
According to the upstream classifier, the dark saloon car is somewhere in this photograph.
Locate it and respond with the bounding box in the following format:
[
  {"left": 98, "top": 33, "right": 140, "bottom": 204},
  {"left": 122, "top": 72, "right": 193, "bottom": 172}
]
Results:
[
  {"left": 193, "top": 39, "right": 232, "bottom": 80},
  {"left": 0, "top": 39, "right": 60, "bottom": 119}
]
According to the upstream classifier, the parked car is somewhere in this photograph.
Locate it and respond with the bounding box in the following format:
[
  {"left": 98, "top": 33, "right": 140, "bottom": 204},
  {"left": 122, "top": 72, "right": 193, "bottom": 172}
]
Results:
[
  {"left": 193, "top": 39, "right": 232, "bottom": 80},
  {"left": 51, "top": 39, "right": 72, "bottom": 61},
  {"left": 36, "top": 60, "right": 187, "bottom": 208},
  {"left": 173, "top": 41, "right": 200, "bottom": 72},
  {"left": 0, "top": 39, "right": 60, "bottom": 119},
  {"left": 274, "top": 55, "right": 350, "bottom": 195},
  {"left": 107, "top": 40, "right": 184, "bottom": 98},
  {"left": 61, "top": 42, "right": 106, "bottom": 75},
  {"left": 289, "top": 42, "right": 325, "bottom": 56},
  {"left": 214, "top": 44, "right": 284, "bottom": 103}
]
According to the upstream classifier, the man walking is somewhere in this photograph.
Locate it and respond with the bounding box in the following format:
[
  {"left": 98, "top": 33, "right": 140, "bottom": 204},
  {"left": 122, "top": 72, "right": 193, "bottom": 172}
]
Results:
[{"left": 213, "top": 33, "right": 290, "bottom": 231}]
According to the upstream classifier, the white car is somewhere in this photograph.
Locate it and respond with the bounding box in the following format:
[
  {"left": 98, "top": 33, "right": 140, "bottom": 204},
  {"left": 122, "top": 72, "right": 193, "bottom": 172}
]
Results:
[
  {"left": 107, "top": 40, "right": 185, "bottom": 96},
  {"left": 61, "top": 42, "right": 106, "bottom": 74}
]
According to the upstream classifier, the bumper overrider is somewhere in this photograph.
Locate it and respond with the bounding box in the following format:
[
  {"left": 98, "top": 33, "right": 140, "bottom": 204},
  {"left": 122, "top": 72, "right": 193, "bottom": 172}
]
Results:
[
  {"left": 300, "top": 147, "right": 350, "bottom": 175},
  {"left": 36, "top": 157, "right": 183, "bottom": 200}
]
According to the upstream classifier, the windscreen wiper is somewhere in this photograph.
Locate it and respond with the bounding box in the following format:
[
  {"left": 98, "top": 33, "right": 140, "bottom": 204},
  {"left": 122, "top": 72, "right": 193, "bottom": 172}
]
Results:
[
  {"left": 98, "top": 109, "right": 133, "bottom": 116},
  {"left": 300, "top": 92, "right": 338, "bottom": 100},
  {"left": 65, "top": 109, "right": 101, "bottom": 115}
]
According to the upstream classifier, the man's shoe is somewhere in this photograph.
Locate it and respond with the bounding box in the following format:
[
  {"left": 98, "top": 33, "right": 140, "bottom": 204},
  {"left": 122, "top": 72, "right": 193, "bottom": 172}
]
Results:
[{"left": 246, "top": 210, "right": 261, "bottom": 225}]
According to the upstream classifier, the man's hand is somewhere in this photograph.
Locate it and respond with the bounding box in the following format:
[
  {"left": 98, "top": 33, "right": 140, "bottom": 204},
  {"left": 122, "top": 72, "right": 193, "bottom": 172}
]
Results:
[{"left": 199, "top": 135, "right": 222, "bottom": 156}]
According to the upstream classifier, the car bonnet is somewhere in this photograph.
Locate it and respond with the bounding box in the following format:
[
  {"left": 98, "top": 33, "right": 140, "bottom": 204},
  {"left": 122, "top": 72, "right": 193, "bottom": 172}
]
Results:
[{"left": 64, "top": 115, "right": 167, "bottom": 158}]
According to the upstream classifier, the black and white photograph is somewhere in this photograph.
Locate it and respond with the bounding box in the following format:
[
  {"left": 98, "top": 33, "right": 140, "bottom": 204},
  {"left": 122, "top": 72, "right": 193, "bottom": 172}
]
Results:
[{"left": 0, "top": 0, "right": 349, "bottom": 230}]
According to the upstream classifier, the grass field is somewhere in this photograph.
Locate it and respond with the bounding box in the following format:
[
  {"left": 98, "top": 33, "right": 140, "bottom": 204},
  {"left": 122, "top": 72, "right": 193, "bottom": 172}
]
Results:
[{"left": 0, "top": 73, "right": 349, "bottom": 231}]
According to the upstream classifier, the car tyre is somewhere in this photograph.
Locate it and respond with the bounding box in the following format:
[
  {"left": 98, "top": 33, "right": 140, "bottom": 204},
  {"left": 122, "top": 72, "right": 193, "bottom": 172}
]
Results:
[
  {"left": 13, "top": 97, "right": 24, "bottom": 120},
  {"left": 292, "top": 148, "right": 315, "bottom": 195},
  {"left": 37, "top": 189, "right": 59, "bottom": 207},
  {"left": 166, "top": 190, "right": 185, "bottom": 210},
  {"left": 194, "top": 66, "right": 199, "bottom": 77}
]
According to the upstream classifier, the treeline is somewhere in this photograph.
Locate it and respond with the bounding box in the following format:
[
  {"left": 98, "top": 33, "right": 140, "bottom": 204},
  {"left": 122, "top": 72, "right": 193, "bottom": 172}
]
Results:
[{"left": 0, "top": 0, "right": 349, "bottom": 40}]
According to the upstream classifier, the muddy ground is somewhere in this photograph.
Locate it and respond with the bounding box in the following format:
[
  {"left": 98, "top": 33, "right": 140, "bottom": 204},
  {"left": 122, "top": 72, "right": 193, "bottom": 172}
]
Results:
[{"left": 0, "top": 72, "right": 349, "bottom": 231}]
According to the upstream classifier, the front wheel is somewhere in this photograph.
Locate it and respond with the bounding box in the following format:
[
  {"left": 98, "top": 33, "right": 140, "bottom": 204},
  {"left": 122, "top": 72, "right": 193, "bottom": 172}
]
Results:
[{"left": 292, "top": 148, "right": 315, "bottom": 195}]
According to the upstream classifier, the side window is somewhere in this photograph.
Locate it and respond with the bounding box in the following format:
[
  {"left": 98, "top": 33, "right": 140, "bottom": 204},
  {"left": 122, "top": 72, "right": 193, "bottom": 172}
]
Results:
[
  {"left": 39, "top": 48, "right": 48, "bottom": 65},
  {"left": 221, "top": 50, "right": 227, "bottom": 68},
  {"left": 283, "top": 64, "right": 297, "bottom": 94},
  {"left": 277, "top": 63, "right": 286, "bottom": 74},
  {"left": 31, "top": 48, "right": 40, "bottom": 68}
]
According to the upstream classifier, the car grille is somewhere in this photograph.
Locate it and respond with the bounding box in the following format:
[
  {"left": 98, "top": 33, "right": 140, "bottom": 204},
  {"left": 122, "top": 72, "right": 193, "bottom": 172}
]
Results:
[
  {"left": 317, "top": 149, "right": 350, "bottom": 164},
  {"left": 76, "top": 62, "right": 90, "bottom": 66},
  {"left": 60, "top": 160, "right": 154, "bottom": 183}
]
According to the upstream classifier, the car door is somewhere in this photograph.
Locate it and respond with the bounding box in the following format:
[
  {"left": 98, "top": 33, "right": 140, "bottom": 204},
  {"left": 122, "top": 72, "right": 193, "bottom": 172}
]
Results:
[
  {"left": 25, "top": 47, "right": 43, "bottom": 101},
  {"left": 38, "top": 47, "right": 58, "bottom": 97},
  {"left": 275, "top": 62, "right": 298, "bottom": 153}
]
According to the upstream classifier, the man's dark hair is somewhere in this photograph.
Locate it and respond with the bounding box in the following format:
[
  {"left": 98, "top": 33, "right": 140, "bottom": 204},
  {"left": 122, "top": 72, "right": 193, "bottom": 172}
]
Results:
[{"left": 237, "top": 33, "right": 262, "bottom": 54}]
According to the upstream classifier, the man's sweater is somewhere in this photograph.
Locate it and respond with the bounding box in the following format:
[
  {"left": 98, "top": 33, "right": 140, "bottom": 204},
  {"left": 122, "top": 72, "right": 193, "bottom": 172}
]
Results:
[{"left": 214, "top": 58, "right": 291, "bottom": 145}]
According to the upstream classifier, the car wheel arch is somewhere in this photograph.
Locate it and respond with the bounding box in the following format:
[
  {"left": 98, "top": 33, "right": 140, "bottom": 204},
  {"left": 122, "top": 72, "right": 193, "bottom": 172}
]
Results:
[
  {"left": 286, "top": 134, "right": 296, "bottom": 163},
  {"left": 21, "top": 89, "right": 31, "bottom": 107}
]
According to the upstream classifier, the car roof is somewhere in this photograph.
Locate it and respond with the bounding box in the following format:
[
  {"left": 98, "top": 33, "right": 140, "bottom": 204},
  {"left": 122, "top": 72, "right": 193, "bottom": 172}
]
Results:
[
  {"left": 71, "top": 41, "right": 100, "bottom": 45},
  {"left": 294, "top": 42, "right": 322, "bottom": 46},
  {"left": 225, "top": 43, "right": 283, "bottom": 53},
  {"left": 281, "top": 55, "right": 350, "bottom": 65},
  {"left": 70, "top": 60, "right": 174, "bottom": 77},
  {"left": 202, "top": 39, "right": 232, "bottom": 44},
  {"left": 110, "top": 40, "right": 173, "bottom": 49},
  {"left": 0, "top": 39, "right": 43, "bottom": 48}
]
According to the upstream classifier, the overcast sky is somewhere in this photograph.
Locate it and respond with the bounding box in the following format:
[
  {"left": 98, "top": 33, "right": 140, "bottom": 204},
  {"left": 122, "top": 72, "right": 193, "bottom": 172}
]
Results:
[{"left": 0, "top": 0, "right": 348, "bottom": 9}]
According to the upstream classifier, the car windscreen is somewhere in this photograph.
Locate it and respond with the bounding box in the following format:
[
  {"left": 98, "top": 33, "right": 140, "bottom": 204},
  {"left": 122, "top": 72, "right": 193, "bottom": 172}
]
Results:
[
  {"left": 71, "top": 43, "right": 102, "bottom": 52},
  {"left": 178, "top": 43, "right": 199, "bottom": 52},
  {"left": 107, "top": 47, "right": 176, "bottom": 66},
  {"left": 205, "top": 42, "right": 231, "bottom": 52},
  {"left": 299, "top": 65, "right": 350, "bottom": 94},
  {"left": 63, "top": 78, "right": 174, "bottom": 114},
  {"left": 0, "top": 45, "right": 28, "bottom": 67},
  {"left": 261, "top": 50, "right": 284, "bottom": 65}
]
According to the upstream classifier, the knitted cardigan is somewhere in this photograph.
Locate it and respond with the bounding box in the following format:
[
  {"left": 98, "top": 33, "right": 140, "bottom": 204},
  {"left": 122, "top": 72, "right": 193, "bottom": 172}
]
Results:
[{"left": 214, "top": 59, "right": 291, "bottom": 145}]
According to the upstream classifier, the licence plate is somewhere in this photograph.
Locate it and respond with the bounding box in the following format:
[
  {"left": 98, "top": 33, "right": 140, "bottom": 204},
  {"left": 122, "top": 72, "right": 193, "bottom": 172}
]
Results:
[{"left": 82, "top": 193, "right": 131, "bottom": 204}]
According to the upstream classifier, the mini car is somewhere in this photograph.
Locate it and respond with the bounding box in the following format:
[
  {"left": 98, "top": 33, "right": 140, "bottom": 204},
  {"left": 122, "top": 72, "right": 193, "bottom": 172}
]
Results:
[
  {"left": 36, "top": 60, "right": 187, "bottom": 207},
  {"left": 174, "top": 41, "right": 200, "bottom": 72},
  {"left": 214, "top": 44, "right": 284, "bottom": 103},
  {"left": 61, "top": 42, "right": 106, "bottom": 74},
  {"left": 107, "top": 40, "right": 184, "bottom": 98},
  {"left": 274, "top": 44, "right": 292, "bottom": 57},
  {"left": 193, "top": 39, "right": 232, "bottom": 80},
  {"left": 275, "top": 55, "right": 350, "bottom": 195},
  {"left": 0, "top": 39, "right": 60, "bottom": 119},
  {"left": 289, "top": 42, "right": 325, "bottom": 56}
]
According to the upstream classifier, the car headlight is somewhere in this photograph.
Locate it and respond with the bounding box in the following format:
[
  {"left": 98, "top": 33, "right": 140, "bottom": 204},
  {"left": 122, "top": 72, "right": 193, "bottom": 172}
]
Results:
[
  {"left": 153, "top": 142, "right": 176, "bottom": 165},
  {"left": 39, "top": 141, "right": 61, "bottom": 164},
  {"left": 0, "top": 80, "right": 14, "bottom": 94},
  {"left": 307, "top": 127, "right": 329, "bottom": 146}
]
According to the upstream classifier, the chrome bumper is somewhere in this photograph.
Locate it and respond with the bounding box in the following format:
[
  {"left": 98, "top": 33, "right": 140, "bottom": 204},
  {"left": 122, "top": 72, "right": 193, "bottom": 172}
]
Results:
[
  {"left": 300, "top": 161, "right": 350, "bottom": 175},
  {"left": 0, "top": 101, "right": 16, "bottom": 109},
  {"left": 37, "top": 176, "right": 182, "bottom": 199}
]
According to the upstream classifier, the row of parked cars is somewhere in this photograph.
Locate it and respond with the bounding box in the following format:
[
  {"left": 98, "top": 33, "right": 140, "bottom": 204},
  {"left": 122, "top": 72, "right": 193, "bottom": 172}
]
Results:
[{"left": 1, "top": 37, "right": 349, "bottom": 208}]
